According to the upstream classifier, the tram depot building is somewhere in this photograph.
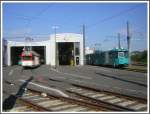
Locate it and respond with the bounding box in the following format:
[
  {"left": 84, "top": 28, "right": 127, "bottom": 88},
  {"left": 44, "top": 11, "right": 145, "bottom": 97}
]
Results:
[{"left": 3, "top": 33, "right": 84, "bottom": 66}]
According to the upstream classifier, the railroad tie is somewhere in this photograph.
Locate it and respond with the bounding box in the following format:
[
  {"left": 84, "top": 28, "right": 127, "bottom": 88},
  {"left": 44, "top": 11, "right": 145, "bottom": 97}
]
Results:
[
  {"left": 37, "top": 100, "right": 66, "bottom": 108},
  {"left": 50, "top": 104, "right": 78, "bottom": 111},
  {"left": 129, "top": 103, "right": 147, "bottom": 111},
  {"left": 90, "top": 93, "right": 106, "bottom": 98},
  {"left": 60, "top": 106, "right": 88, "bottom": 112},
  {"left": 97, "top": 96, "right": 116, "bottom": 100},
  {"left": 69, "top": 87, "right": 82, "bottom": 91},
  {"left": 82, "top": 92, "right": 95, "bottom": 96},
  {"left": 31, "top": 97, "right": 50, "bottom": 102},
  {"left": 23, "top": 95, "right": 39, "bottom": 99},
  {"left": 117, "top": 100, "right": 136, "bottom": 107},
  {"left": 107, "top": 98, "right": 125, "bottom": 104}
]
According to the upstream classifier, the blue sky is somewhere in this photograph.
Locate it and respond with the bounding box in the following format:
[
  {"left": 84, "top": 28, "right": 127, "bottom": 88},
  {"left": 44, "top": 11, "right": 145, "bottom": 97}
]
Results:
[{"left": 3, "top": 3, "right": 147, "bottom": 51}]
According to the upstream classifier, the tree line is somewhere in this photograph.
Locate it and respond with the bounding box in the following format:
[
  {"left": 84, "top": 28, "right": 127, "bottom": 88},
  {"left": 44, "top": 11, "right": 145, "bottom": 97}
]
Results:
[{"left": 131, "top": 50, "right": 147, "bottom": 65}]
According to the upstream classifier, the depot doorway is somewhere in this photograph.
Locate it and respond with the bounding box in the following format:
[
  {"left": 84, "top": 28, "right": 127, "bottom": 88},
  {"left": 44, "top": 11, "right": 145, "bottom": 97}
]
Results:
[
  {"left": 32, "top": 46, "right": 46, "bottom": 64},
  {"left": 11, "top": 46, "right": 24, "bottom": 65},
  {"left": 58, "top": 42, "right": 74, "bottom": 65},
  {"left": 10, "top": 46, "right": 46, "bottom": 65}
]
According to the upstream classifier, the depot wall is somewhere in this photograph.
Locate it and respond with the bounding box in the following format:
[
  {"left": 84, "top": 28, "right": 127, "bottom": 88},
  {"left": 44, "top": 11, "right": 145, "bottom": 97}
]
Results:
[
  {"left": 49, "top": 33, "right": 84, "bottom": 66},
  {"left": 3, "top": 39, "right": 8, "bottom": 66},
  {"left": 5, "top": 33, "right": 84, "bottom": 66}
]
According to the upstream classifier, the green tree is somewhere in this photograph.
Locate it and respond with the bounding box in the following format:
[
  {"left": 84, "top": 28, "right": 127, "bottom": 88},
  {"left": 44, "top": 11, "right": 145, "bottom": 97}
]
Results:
[{"left": 131, "top": 50, "right": 147, "bottom": 64}]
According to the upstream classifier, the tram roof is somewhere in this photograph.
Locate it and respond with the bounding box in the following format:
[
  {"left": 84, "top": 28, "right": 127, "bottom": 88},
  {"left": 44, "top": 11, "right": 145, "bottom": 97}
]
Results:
[
  {"left": 22, "top": 50, "right": 40, "bottom": 57},
  {"left": 110, "top": 48, "right": 128, "bottom": 52}
]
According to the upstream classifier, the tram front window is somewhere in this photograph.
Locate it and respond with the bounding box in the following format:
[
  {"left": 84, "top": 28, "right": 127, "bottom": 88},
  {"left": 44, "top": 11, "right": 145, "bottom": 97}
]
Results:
[
  {"left": 23, "top": 56, "right": 31, "bottom": 60},
  {"left": 118, "top": 52, "right": 124, "bottom": 57}
]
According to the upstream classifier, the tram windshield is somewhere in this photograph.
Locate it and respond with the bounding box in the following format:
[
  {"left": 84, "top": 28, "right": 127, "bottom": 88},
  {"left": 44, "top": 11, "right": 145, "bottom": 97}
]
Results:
[
  {"left": 118, "top": 52, "right": 124, "bottom": 57},
  {"left": 118, "top": 51, "right": 128, "bottom": 57},
  {"left": 23, "top": 56, "right": 31, "bottom": 60}
]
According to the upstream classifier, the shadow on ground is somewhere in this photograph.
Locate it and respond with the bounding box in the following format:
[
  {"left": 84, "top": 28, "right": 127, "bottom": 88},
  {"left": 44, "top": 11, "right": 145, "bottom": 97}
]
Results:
[
  {"left": 95, "top": 72, "right": 147, "bottom": 87},
  {"left": 3, "top": 76, "right": 33, "bottom": 111}
]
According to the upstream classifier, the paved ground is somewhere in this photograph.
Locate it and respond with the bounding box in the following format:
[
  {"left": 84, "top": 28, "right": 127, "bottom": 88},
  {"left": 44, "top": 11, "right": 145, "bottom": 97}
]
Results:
[{"left": 2, "top": 65, "right": 147, "bottom": 104}]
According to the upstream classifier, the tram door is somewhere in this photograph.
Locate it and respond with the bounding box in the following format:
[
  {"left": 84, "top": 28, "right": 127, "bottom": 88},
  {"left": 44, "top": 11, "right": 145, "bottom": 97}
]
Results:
[{"left": 74, "top": 42, "right": 80, "bottom": 65}]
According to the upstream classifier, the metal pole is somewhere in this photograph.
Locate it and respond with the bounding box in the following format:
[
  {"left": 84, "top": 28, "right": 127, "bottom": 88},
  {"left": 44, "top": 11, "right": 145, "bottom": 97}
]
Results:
[
  {"left": 52, "top": 26, "right": 59, "bottom": 69},
  {"left": 127, "top": 21, "right": 131, "bottom": 66},
  {"left": 118, "top": 33, "right": 121, "bottom": 49},
  {"left": 83, "top": 24, "right": 86, "bottom": 65},
  {"left": 54, "top": 27, "right": 57, "bottom": 69}
]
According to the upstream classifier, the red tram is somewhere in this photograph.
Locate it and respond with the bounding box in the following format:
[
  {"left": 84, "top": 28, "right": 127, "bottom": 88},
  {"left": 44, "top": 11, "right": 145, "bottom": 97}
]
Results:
[{"left": 21, "top": 50, "right": 40, "bottom": 67}]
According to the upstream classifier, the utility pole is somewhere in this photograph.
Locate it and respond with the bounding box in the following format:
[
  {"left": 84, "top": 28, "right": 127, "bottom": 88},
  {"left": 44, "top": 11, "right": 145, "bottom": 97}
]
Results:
[
  {"left": 52, "top": 26, "right": 59, "bottom": 69},
  {"left": 95, "top": 43, "right": 101, "bottom": 51},
  {"left": 82, "top": 24, "right": 86, "bottom": 65},
  {"left": 118, "top": 33, "right": 121, "bottom": 49},
  {"left": 25, "top": 37, "right": 32, "bottom": 51},
  {"left": 127, "top": 21, "right": 131, "bottom": 66}
]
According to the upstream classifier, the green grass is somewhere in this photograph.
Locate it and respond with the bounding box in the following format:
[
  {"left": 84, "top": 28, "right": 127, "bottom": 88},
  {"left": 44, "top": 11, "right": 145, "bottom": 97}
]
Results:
[{"left": 124, "top": 65, "right": 147, "bottom": 73}]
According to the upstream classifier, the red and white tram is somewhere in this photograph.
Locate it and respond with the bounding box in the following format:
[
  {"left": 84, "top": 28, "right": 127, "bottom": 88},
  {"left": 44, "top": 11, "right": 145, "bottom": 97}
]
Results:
[{"left": 21, "top": 50, "right": 40, "bottom": 67}]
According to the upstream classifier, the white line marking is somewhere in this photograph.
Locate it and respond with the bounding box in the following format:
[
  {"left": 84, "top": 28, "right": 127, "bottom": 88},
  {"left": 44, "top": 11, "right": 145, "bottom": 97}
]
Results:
[
  {"left": 19, "top": 80, "right": 69, "bottom": 98},
  {"left": 50, "top": 68, "right": 92, "bottom": 80}
]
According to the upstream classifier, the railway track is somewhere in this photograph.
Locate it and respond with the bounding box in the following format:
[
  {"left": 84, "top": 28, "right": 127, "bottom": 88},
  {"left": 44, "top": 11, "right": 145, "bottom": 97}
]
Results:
[
  {"left": 67, "top": 85, "right": 147, "bottom": 111},
  {"left": 3, "top": 84, "right": 147, "bottom": 112},
  {"left": 3, "top": 89, "right": 108, "bottom": 112},
  {"left": 3, "top": 71, "right": 147, "bottom": 112}
]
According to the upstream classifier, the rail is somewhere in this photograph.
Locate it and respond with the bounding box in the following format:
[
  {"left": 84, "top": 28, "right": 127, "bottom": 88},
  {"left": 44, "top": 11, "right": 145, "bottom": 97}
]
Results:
[{"left": 66, "top": 84, "right": 147, "bottom": 111}]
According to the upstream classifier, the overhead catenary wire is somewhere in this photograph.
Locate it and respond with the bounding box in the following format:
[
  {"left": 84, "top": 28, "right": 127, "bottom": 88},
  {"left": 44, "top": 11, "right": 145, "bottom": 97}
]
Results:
[
  {"left": 79, "top": 4, "right": 146, "bottom": 50},
  {"left": 5, "top": 4, "right": 54, "bottom": 22},
  {"left": 4, "top": 4, "right": 146, "bottom": 42},
  {"left": 5, "top": 5, "right": 54, "bottom": 27},
  {"left": 87, "top": 4, "right": 144, "bottom": 30},
  {"left": 4, "top": 4, "right": 54, "bottom": 41}
]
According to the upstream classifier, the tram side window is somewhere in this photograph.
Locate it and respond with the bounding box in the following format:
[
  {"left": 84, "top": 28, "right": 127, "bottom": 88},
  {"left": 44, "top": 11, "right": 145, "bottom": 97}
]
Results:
[
  {"left": 114, "top": 52, "right": 118, "bottom": 58},
  {"left": 109, "top": 52, "right": 117, "bottom": 58},
  {"left": 109, "top": 52, "right": 113, "bottom": 58}
]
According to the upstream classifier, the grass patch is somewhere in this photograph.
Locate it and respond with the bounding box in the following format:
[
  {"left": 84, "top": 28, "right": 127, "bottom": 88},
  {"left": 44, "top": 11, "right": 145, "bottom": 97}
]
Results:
[{"left": 124, "top": 65, "right": 147, "bottom": 73}]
